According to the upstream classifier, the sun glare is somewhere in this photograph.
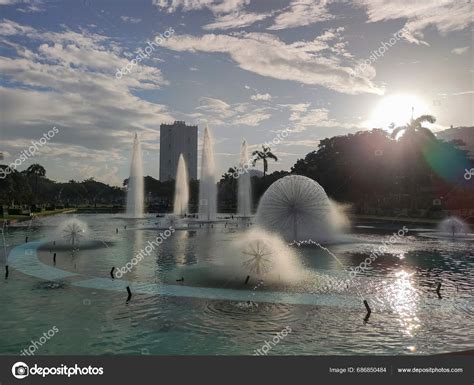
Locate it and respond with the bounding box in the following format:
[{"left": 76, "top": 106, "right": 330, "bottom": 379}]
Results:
[{"left": 370, "top": 94, "right": 431, "bottom": 129}]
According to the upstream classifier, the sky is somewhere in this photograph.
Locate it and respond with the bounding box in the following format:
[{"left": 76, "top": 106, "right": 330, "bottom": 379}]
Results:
[{"left": 0, "top": 0, "right": 472, "bottom": 186}]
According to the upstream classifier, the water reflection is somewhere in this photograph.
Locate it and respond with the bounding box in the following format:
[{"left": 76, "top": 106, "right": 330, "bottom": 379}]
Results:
[{"left": 385, "top": 270, "right": 421, "bottom": 337}]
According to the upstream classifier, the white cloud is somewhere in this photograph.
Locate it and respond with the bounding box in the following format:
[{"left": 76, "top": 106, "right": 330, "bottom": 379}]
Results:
[
  {"left": 251, "top": 93, "right": 272, "bottom": 101},
  {"left": 268, "top": 0, "right": 333, "bottom": 30},
  {"left": 0, "top": 20, "right": 174, "bottom": 184},
  {"left": 0, "top": 0, "right": 44, "bottom": 12},
  {"left": 451, "top": 91, "right": 474, "bottom": 96},
  {"left": 191, "top": 96, "right": 272, "bottom": 126},
  {"left": 120, "top": 16, "right": 142, "bottom": 24},
  {"left": 355, "top": 0, "right": 472, "bottom": 45},
  {"left": 0, "top": 19, "right": 35, "bottom": 35},
  {"left": 161, "top": 32, "right": 383, "bottom": 95},
  {"left": 283, "top": 103, "right": 360, "bottom": 132},
  {"left": 75, "top": 164, "right": 123, "bottom": 186},
  {"left": 203, "top": 11, "right": 271, "bottom": 30},
  {"left": 451, "top": 46, "right": 469, "bottom": 55},
  {"left": 153, "top": 0, "right": 248, "bottom": 14},
  {"left": 154, "top": 0, "right": 269, "bottom": 31}
]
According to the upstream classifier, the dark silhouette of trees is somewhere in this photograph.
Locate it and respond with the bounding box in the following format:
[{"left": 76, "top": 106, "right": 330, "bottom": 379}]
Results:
[
  {"left": 1, "top": 122, "right": 472, "bottom": 219},
  {"left": 252, "top": 145, "right": 278, "bottom": 177}
]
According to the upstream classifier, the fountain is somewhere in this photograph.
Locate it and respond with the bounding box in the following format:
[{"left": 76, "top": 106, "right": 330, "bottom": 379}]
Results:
[
  {"left": 199, "top": 126, "right": 217, "bottom": 221},
  {"left": 233, "top": 228, "right": 302, "bottom": 282},
  {"left": 126, "top": 133, "right": 144, "bottom": 218},
  {"left": 255, "top": 175, "right": 343, "bottom": 243},
  {"left": 39, "top": 218, "right": 108, "bottom": 251},
  {"left": 437, "top": 217, "right": 471, "bottom": 236},
  {"left": 62, "top": 220, "right": 86, "bottom": 247},
  {"left": 173, "top": 154, "right": 189, "bottom": 216},
  {"left": 415, "top": 216, "right": 474, "bottom": 240},
  {"left": 237, "top": 139, "right": 252, "bottom": 217}
]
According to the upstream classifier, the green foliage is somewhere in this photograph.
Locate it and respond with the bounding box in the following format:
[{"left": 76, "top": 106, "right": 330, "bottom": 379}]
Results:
[
  {"left": 252, "top": 145, "right": 278, "bottom": 177},
  {"left": 2, "top": 123, "right": 472, "bottom": 217}
]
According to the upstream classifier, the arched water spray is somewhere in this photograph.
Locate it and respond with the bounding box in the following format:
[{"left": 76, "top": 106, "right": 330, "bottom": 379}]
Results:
[
  {"left": 256, "top": 175, "right": 340, "bottom": 242},
  {"left": 174, "top": 154, "right": 189, "bottom": 216},
  {"left": 237, "top": 139, "right": 252, "bottom": 217},
  {"left": 199, "top": 126, "right": 217, "bottom": 221},
  {"left": 126, "top": 133, "right": 144, "bottom": 217}
]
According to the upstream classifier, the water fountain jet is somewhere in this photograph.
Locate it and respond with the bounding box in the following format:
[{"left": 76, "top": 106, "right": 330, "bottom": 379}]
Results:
[
  {"left": 237, "top": 139, "right": 252, "bottom": 217},
  {"left": 174, "top": 154, "right": 189, "bottom": 216},
  {"left": 199, "top": 126, "right": 217, "bottom": 221},
  {"left": 126, "top": 133, "right": 144, "bottom": 218}
]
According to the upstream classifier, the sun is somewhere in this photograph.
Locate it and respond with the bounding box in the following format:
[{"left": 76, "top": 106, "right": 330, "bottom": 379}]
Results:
[{"left": 369, "top": 94, "right": 431, "bottom": 129}]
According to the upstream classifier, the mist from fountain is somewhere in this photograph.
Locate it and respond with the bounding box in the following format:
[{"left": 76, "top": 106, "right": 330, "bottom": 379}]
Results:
[
  {"left": 43, "top": 218, "right": 107, "bottom": 250},
  {"left": 256, "top": 175, "right": 345, "bottom": 242},
  {"left": 174, "top": 154, "right": 189, "bottom": 216},
  {"left": 199, "top": 126, "right": 217, "bottom": 221},
  {"left": 437, "top": 217, "right": 471, "bottom": 237},
  {"left": 59, "top": 218, "right": 88, "bottom": 247},
  {"left": 126, "top": 133, "right": 144, "bottom": 217},
  {"left": 232, "top": 228, "right": 302, "bottom": 282},
  {"left": 237, "top": 139, "right": 252, "bottom": 217}
]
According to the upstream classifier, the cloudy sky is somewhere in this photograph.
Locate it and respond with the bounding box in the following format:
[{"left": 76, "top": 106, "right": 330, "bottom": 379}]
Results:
[{"left": 0, "top": 0, "right": 472, "bottom": 185}]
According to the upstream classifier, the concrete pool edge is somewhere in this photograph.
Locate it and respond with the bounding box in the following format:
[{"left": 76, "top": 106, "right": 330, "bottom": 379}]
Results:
[{"left": 7, "top": 240, "right": 362, "bottom": 308}]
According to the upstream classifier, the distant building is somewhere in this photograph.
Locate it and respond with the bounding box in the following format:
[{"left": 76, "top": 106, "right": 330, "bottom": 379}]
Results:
[{"left": 159, "top": 121, "right": 198, "bottom": 181}]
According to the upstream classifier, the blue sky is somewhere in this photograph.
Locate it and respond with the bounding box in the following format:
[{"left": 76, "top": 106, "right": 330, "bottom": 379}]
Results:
[{"left": 0, "top": 0, "right": 472, "bottom": 185}]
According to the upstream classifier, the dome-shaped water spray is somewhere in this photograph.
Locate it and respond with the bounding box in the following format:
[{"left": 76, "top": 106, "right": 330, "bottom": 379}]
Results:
[
  {"left": 437, "top": 217, "right": 471, "bottom": 236},
  {"left": 256, "top": 175, "right": 338, "bottom": 242}
]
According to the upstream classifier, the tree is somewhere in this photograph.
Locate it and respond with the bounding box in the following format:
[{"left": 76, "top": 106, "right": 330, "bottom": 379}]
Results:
[
  {"left": 391, "top": 114, "right": 437, "bottom": 210},
  {"left": 391, "top": 114, "right": 436, "bottom": 141},
  {"left": 252, "top": 145, "right": 278, "bottom": 177},
  {"left": 26, "top": 164, "right": 46, "bottom": 203}
]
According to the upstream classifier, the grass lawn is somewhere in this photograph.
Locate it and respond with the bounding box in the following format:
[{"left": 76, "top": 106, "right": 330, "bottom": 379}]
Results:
[{"left": 2, "top": 208, "right": 76, "bottom": 222}]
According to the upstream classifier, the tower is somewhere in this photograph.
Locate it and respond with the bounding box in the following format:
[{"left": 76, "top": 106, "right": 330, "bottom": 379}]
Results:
[{"left": 159, "top": 121, "right": 198, "bottom": 181}]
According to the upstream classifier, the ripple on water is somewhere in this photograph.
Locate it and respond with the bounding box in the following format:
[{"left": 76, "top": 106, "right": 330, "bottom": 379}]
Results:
[{"left": 184, "top": 300, "right": 303, "bottom": 335}]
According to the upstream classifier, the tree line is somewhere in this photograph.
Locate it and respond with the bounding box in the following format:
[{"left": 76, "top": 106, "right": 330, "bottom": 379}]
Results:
[{"left": 1, "top": 116, "right": 473, "bottom": 218}]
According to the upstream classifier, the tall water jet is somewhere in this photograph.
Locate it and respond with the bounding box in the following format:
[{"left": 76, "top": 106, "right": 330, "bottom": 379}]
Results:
[
  {"left": 256, "top": 175, "right": 343, "bottom": 242},
  {"left": 174, "top": 154, "right": 189, "bottom": 216},
  {"left": 126, "top": 133, "right": 144, "bottom": 217},
  {"left": 199, "top": 126, "right": 217, "bottom": 221},
  {"left": 237, "top": 139, "right": 252, "bottom": 217}
]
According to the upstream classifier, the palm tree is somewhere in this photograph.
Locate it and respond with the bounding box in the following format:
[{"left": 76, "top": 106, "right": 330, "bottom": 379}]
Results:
[
  {"left": 252, "top": 145, "right": 278, "bottom": 177},
  {"left": 26, "top": 164, "right": 46, "bottom": 204},
  {"left": 391, "top": 112, "right": 436, "bottom": 141},
  {"left": 391, "top": 112, "right": 436, "bottom": 211}
]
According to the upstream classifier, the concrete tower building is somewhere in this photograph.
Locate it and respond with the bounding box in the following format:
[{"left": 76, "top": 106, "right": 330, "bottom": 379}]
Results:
[{"left": 159, "top": 121, "right": 198, "bottom": 181}]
